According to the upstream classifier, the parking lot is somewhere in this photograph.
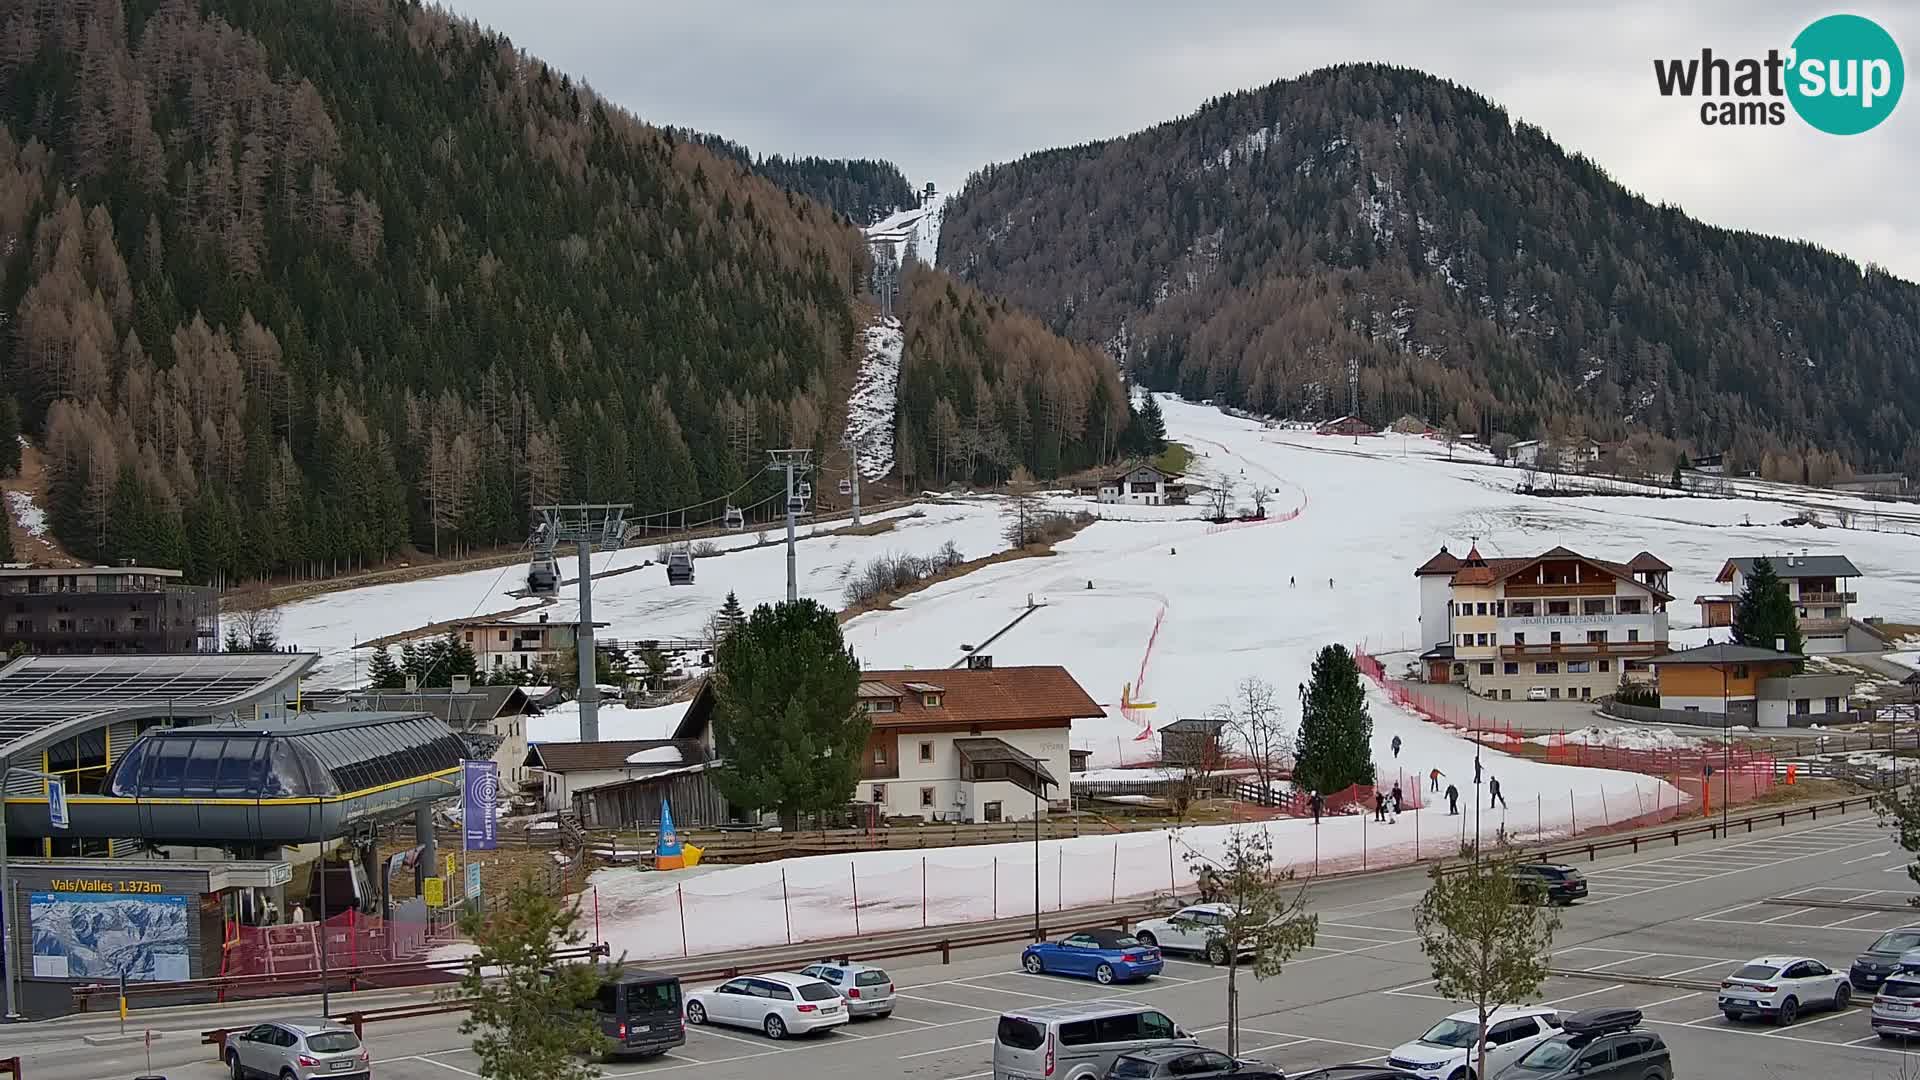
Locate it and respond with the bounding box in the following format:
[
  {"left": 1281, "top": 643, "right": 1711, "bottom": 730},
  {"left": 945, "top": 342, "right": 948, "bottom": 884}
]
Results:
[{"left": 22, "top": 814, "right": 1920, "bottom": 1080}]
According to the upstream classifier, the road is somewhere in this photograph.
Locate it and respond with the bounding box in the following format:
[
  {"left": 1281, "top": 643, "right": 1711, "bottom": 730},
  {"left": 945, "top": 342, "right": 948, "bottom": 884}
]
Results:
[{"left": 17, "top": 810, "right": 1920, "bottom": 1080}]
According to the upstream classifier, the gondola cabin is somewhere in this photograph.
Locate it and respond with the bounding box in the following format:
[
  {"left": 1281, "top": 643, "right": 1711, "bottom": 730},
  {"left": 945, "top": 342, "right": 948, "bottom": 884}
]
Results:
[
  {"left": 527, "top": 555, "right": 561, "bottom": 597},
  {"left": 665, "top": 551, "right": 695, "bottom": 586}
]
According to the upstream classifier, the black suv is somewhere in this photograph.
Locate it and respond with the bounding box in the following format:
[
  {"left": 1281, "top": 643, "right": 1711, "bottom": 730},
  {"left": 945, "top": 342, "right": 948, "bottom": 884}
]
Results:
[
  {"left": 1511, "top": 863, "right": 1589, "bottom": 905},
  {"left": 1501, "top": 1008, "right": 1670, "bottom": 1079},
  {"left": 1850, "top": 926, "right": 1920, "bottom": 991}
]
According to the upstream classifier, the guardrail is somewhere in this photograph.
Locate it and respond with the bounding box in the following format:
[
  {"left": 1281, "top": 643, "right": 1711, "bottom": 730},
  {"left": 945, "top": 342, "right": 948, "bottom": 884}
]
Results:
[
  {"left": 1440, "top": 795, "right": 1872, "bottom": 872},
  {"left": 79, "top": 945, "right": 607, "bottom": 1012}
]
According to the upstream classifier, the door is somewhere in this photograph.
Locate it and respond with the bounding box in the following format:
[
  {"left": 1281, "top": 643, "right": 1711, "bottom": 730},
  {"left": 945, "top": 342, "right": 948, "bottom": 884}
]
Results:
[
  {"left": 236, "top": 1024, "right": 278, "bottom": 1073},
  {"left": 1177, "top": 1049, "right": 1237, "bottom": 1076},
  {"left": 1163, "top": 909, "right": 1204, "bottom": 951},
  {"left": 750, "top": 979, "right": 792, "bottom": 1027},
  {"left": 1483, "top": 1017, "right": 1542, "bottom": 1073},
  {"left": 711, "top": 978, "right": 753, "bottom": 1023},
  {"left": 1058, "top": 934, "right": 1098, "bottom": 975},
  {"left": 1572, "top": 1036, "right": 1617, "bottom": 1077}
]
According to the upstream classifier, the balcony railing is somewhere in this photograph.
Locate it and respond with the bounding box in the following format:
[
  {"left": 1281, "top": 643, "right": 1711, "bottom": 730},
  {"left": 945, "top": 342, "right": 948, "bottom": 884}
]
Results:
[
  {"left": 1500, "top": 641, "right": 1665, "bottom": 659},
  {"left": 1794, "top": 591, "right": 1856, "bottom": 605},
  {"left": 1504, "top": 581, "right": 1617, "bottom": 598}
]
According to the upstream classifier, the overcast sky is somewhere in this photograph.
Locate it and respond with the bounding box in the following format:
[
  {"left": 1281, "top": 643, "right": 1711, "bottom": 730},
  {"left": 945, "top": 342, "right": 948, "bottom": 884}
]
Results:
[{"left": 442, "top": 1, "right": 1918, "bottom": 283}]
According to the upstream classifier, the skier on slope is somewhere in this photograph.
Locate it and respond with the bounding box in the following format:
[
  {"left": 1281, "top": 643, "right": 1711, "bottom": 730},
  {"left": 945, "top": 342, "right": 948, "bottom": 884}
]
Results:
[
  {"left": 1391, "top": 735, "right": 1402, "bottom": 759},
  {"left": 1445, "top": 783, "right": 1460, "bottom": 815},
  {"left": 1429, "top": 767, "right": 1444, "bottom": 793}
]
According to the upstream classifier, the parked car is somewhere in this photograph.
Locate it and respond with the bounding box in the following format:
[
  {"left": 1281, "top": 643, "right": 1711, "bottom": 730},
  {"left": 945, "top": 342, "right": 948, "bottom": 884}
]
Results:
[
  {"left": 587, "top": 969, "right": 684, "bottom": 1059},
  {"left": 1718, "top": 955, "right": 1851, "bottom": 1024},
  {"left": 1135, "top": 903, "right": 1245, "bottom": 964},
  {"left": 1289, "top": 1069, "right": 1419, "bottom": 1080},
  {"left": 1022, "top": 928, "right": 1164, "bottom": 984},
  {"left": 1850, "top": 926, "right": 1920, "bottom": 991},
  {"left": 994, "top": 1002, "right": 1195, "bottom": 1080},
  {"left": 1385, "top": 1005, "right": 1562, "bottom": 1080},
  {"left": 1282, "top": 1060, "right": 1420, "bottom": 1068},
  {"left": 1526, "top": 687, "right": 1551, "bottom": 701},
  {"left": 223, "top": 1019, "right": 371, "bottom": 1080},
  {"left": 1105, "top": 1045, "right": 1284, "bottom": 1078},
  {"left": 1871, "top": 972, "right": 1920, "bottom": 1040},
  {"left": 1500, "top": 1007, "right": 1671, "bottom": 1079},
  {"left": 683, "top": 972, "right": 847, "bottom": 1039},
  {"left": 797, "top": 958, "right": 895, "bottom": 1018},
  {"left": 1509, "top": 863, "right": 1589, "bottom": 906}
]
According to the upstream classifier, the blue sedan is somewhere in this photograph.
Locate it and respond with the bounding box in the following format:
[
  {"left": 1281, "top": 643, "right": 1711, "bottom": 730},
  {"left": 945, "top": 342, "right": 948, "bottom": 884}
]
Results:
[{"left": 1021, "top": 928, "right": 1163, "bottom": 984}]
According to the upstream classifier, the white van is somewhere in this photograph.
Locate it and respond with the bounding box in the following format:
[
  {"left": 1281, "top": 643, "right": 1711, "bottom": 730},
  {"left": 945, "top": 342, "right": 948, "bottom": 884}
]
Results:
[{"left": 993, "top": 1002, "right": 1196, "bottom": 1079}]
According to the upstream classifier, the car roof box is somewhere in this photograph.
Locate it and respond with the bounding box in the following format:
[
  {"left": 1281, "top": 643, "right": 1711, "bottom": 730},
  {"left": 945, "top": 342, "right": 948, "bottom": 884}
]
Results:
[{"left": 1561, "top": 1007, "right": 1640, "bottom": 1036}]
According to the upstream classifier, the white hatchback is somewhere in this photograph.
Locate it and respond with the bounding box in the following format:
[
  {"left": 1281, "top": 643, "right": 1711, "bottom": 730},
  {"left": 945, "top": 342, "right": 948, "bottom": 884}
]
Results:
[
  {"left": 1719, "top": 955, "right": 1852, "bottom": 1024},
  {"left": 684, "top": 972, "right": 848, "bottom": 1039},
  {"left": 1384, "top": 1005, "right": 1562, "bottom": 1080}
]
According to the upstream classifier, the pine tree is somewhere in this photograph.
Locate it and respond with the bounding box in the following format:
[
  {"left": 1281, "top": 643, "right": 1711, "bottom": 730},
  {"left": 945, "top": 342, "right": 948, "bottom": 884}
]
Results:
[
  {"left": 1731, "top": 557, "right": 1804, "bottom": 657},
  {"left": 0, "top": 397, "right": 20, "bottom": 477},
  {"left": 709, "top": 599, "right": 866, "bottom": 830},
  {"left": 455, "top": 876, "right": 607, "bottom": 1080},
  {"left": 1137, "top": 394, "right": 1168, "bottom": 454},
  {"left": 716, "top": 590, "right": 746, "bottom": 641},
  {"left": 366, "top": 647, "right": 403, "bottom": 689},
  {"left": 1294, "top": 644, "right": 1375, "bottom": 794}
]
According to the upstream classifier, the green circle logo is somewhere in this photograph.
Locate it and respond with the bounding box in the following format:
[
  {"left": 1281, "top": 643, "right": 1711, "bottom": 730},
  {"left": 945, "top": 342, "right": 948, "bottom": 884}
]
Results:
[{"left": 1787, "top": 14, "right": 1904, "bottom": 134}]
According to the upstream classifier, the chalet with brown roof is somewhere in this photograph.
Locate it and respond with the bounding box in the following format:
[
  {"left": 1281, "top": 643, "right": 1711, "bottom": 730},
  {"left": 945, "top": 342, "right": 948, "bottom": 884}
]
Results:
[
  {"left": 523, "top": 738, "right": 710, "bottom": 812},
  {"left": 1415, "top": 544, "right": 1671, "bottom": 701},
  {"left": 675, "top": 663, "right": 1103, "bottom": 823}
]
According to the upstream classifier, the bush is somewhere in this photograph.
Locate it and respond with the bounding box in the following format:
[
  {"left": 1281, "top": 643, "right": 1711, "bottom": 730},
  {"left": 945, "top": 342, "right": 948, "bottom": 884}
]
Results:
[
  {"left": 1613, "top": 680, "right": 1659, "bottom": 707},
  {"left": 690, "top": 540, "right": 721, "bottom": 558},
  {"left": 843, "top": 543, "right": 966, "bottom": 605}
]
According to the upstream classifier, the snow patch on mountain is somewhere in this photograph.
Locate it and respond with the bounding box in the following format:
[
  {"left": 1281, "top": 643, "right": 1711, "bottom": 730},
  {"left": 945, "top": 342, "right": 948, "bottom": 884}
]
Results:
[
  {"left": 864, "top": 189, "right": 948, "bottom": 268},
  {"left": 848, "top": 317, "right": 903, "bottom": 478},
  {"left": 5, "top": 489, "right": 49, "bottom": 539}
]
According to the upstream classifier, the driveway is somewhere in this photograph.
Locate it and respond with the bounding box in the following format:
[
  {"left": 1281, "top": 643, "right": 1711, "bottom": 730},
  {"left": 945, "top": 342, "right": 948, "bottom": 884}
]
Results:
[{"left": 1406, "top": 681, "right": 1605, "bottom": 734}]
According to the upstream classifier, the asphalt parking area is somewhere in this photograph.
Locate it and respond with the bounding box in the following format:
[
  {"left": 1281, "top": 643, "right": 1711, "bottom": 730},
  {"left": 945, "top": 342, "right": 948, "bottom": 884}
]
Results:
[
  {"left": 1577, "top": 820, "right": 1888, "bottom": 904},
  {"left": 1697, "top": 885, "right": 1920, "bottom": 934}
]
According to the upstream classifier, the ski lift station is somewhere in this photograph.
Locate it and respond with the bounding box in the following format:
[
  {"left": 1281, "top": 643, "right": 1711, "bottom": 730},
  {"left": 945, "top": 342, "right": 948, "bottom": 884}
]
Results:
[{"left": 0, "top": 653, "right": 474, "bottom": 1017}]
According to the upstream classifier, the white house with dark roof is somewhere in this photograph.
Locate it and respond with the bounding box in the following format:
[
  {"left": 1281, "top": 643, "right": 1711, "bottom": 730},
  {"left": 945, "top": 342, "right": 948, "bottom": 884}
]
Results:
[{"left": 1697, "top": 553, "right": 1863, "bottom": 653}]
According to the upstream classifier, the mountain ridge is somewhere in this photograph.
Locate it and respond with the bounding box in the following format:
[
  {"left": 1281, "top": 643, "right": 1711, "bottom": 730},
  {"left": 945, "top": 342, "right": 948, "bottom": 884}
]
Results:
[{"left": 941, "top": 62, "right": 1920, "bottom": 480}]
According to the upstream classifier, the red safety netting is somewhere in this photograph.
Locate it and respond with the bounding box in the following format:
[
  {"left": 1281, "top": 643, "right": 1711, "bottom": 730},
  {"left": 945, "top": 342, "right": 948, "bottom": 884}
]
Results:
[{"left": 221, "top": 908, "right": 429, "bottom": 979}]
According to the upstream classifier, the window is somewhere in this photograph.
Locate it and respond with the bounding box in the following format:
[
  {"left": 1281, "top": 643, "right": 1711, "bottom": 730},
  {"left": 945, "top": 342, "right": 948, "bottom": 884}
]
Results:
[
  {"left": 1581, "top": 686, "right": 1591, "bottom": 699},
  {"left": 920, "top": 786, "right": 936, "bottom": 807},
  {"left": 1826, "top": 697, "right": 1842, "bottom": 712},
  {"left": 924, "top": 693, "right": 943, "bottom": 708},
  {"left": 1500, "top": 689, "right": 1511, "bottom": 700},
  {"left": 1476, "top": 603, "right": 1488, "bottom": 616},
  {"left": 1479, "top": 663, "right": 1494, "bottom": 675},
  {"left": 1536, "top": 662, "right": 1559, "bottom": 674},
  {"left": 1587, "top": 629, "right": 1607, "bottom": 643},
  {"left": 1548, "top": 601, "right": 1572, "bottom": 616},
  {"left": 865, "top": 698, "right": 896, "bottom": 713},
  {"left": 1733, "top": 663, "right": 1749, "bottom": 678},
  {"left": 1582, "top": 599, "right": 1609, "bottom": 615},
  {"left": 873, "top": 744, "right": 887, "bottom": 764},
  {"left": 1511, "top": 601, "right": 1536, "bottom": 616},
  {"left": 1550, "top": 687, "right": 1561, "bottom": 699},
  {"left": 1504, "top": 662, "right": 1519, "bottom": 675},
  {"left": 1476, "top": 633, "right": 1489, "bottom": 646},
  {"left": 1513, "top": 632, "right": 1526, "bottom": 646},
  {"left": 919, "top": 741, "right": 934, "bottom": 762},
  {"left": 983, "top": 800, "right": 1002, "bottom": 822},
  {"left": 1824, "top": 607, "right": 1841, "bottom": 618},
  {"left": 1568, "top": 661, "right": 1591, "bottom": 673},
  {"left": 1618, "top": 598, "right": 1642, "bottom": 614},
  {"left": 1796, "top": 698, "right": 1811, "bottom": 715},
  {"left": 871, "top": 784, "right": 886, "bottom": 802},
  {"left": 1575, "top": 1041, "right": 1617, "bottom": 1070},
  {"left": 1627, "top": 628, "right": 1641, "bottom": 642},
  {"left": 1460, "top": 634, "right": 1471, "bottom": 647},
  {"left": 1684, "top": 705, "right": 1700, "bottom": 712},
  {"left": 465, "top": 631, "right": 474, "bottom": 642},
  {"left": 1494, "top": 601, "right": 1506, "bottom": 617},
  {"left": 1599, "top": 660, "right": 1611, "bottom": 673},
  {"left": 1549, "top": 631, "right": 1562, "bottom": 644},
  {"left": 498, "top": 630, "right": 509, "bottom": 642},
  {"left": 997, "top": 1018, "right": 1045, "bottom": 1050},
  {"left": 1487, "top": 1018, "right": 1540, "bottom": 1044}
]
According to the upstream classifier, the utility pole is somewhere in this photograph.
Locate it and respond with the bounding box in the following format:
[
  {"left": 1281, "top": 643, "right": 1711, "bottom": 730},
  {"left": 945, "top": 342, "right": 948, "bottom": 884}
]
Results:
[
  {"left": 532, "top": 504, "right": 630, "bottom": 743},
  {"left": 848, "top": 434, "right": 863, "bottom": 528},
  {"left": 1347, "top": 356, "right": 1360, "bottom": 446},
  {"left": 766, "top": 451, "right": 813, "bottom": 604}
]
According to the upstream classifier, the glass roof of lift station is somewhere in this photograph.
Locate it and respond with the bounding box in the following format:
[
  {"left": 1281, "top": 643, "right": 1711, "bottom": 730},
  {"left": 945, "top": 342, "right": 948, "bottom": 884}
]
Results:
[{"left": 106, "top": 711, "right": 467, "bottom": 800}]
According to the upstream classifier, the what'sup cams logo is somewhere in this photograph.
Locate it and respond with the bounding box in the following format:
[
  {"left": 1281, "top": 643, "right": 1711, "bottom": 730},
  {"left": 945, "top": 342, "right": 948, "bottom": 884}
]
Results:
[{"left": 1654, "top": 13, "right": 1904, "bottom": 133}]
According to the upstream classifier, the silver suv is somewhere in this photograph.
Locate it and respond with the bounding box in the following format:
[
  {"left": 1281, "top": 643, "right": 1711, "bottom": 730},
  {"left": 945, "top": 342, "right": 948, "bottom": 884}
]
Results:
[{"left": 224, "top": 1019, "right": 371, "bottom": 1080}]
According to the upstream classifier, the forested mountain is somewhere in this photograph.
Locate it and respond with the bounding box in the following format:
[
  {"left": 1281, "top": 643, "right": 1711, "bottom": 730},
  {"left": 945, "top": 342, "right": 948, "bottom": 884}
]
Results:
[
  {"left": 674, "top": 130, "right": 917, "bottom": 226},
  {"left": 943, "top": 63, "right": 1920, "bottom": 480},
  {"left": 0, "top": 0, "right": 1120, "bottom": 585}
]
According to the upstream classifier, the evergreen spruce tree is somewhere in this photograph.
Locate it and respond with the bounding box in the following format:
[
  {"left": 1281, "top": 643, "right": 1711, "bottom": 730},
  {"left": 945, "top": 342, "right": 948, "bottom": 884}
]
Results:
[
  {"left": 1137, "top": 395, "right": 1168, "bottom": 453},
  {"left": 0, "top": 397, "right": 19, "bottom": 476},
  {"left": 717, "top": 591, "right": 747, "bottom": 640},
  {"left": 1731, "top": 557, "right": 1804, "bottom": 657},
  {"left": 366, "top": 647, "right": 403, "bottom": 689},
  {"left": 709, "top": 599, "right": 866, "bottom": 830},
  {"left": 0, "top": 516, "right": 12, "bottom": 562},
  {"left": 1293, "top": 644, "right": 1376, "bottom": 794}
]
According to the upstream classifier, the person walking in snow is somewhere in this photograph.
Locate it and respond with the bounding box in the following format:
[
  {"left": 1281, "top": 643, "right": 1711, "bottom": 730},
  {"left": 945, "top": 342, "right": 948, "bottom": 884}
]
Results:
[
  {"left": 1329, "top": 577, "right": 1334, "bottom": 588},
  {"left": 1374, "top": 791, "right": 1387, "bottom": 822},
  {"left": 1390, "top": 782, "right": 1405, "bottom": 816},
  {"left": 1488, "top": 775, "right": 1508, "bottom": 809},
  {"left": 1391, "top": 735, "right": 1402, "bottom": 759},
  {"left": 1445, "top": 783, "right": 1460, "bottom": 815},
  {"left": 1290, "top": 576, "right": 1296, "bottom": 588},
  {"left": 1473, "top": 756, "right": 1483, "bottom": 786},
  {"left": 1309, "top": 791, "right": 1324, "bottom": 824},
  {"left": 1429, "top": 767, "right": 1444, "bottom": 793}
]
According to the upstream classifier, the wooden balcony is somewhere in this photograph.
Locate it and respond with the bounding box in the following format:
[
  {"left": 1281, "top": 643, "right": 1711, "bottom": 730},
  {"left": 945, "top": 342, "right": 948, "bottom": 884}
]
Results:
[
  {"left": 1795, "top": 591, "right": 1856, "bottom": 605},
  {"left": 1501, "top": 641, "right": 1665, "bottom": 660},
  {"left": 1504, "top": 581, "right": 1617, "bottom": 598}
]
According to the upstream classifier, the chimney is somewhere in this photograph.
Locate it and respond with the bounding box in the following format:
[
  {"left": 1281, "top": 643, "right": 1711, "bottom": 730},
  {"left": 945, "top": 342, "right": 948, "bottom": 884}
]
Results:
[
  {"left": 1775, "top": 636, "right": 1786, "bottom": 653},
  {"left": 451, "top": 674, "right": 471, "bottom": 694}
]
